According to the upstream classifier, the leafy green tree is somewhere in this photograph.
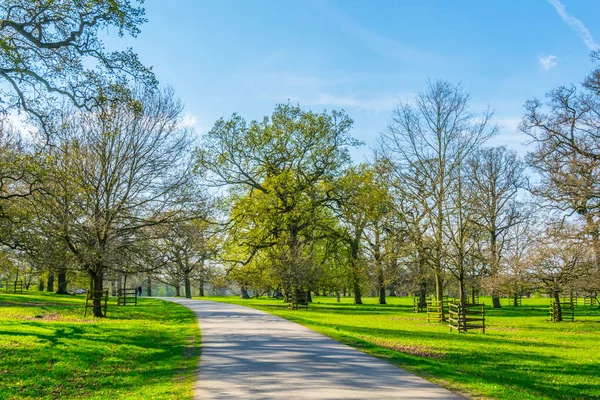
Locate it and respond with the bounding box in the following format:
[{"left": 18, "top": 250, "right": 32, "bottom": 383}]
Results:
[
  {"left": 154, "top": 218, "right": 217, "bottom": 299},
  {"left": 197, "top": 103, "right": 359, "bottom": 296},
  {"left": 328, "top": 163, "right": 394, "bottom": 304}
]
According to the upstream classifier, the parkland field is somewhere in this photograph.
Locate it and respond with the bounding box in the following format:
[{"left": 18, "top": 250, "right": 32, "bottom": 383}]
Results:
[{"left": 0, "top": 293, "right": 200, "bottom": 400}]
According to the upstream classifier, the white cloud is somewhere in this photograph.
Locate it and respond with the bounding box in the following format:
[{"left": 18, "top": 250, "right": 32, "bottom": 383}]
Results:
[
  {"left": 538, "top": 54, "right": 558, "bottom": 70},
  {"left": 181, "top": 113, "right": 198, "bottom": 129},
  {"left": 548, "top": 0, "right": 599, "bottom": 50},
  {"left": 290, "top": 93, "right": 400, "bottom": 112}
]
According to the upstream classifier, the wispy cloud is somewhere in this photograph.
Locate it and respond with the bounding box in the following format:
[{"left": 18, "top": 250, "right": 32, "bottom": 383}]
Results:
[
  {"left": 181, "top": 113, "right": 198, "bottom": 129},
  {"left": 313, "top": 1, "right": 438, "bottom": 63},
  {"left": 307, "top": 93, "right": 398, "bottom": 111},
  {"left": 538, "top": 54, "right": 558, "bottom": 70},
  {"left": 548, "top": 0, "right": 599, "bottom": 50},
  {"left": 281, "top": 93, "right": 400, "bottom": 112}
]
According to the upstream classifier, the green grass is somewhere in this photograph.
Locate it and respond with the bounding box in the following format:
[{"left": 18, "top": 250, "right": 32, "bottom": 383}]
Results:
[
  {"left": 0, "top": 292, "right": 200, "bottom": 400},
  {"left": 202, "top": 295, "right": 600, "bottom": 400}
]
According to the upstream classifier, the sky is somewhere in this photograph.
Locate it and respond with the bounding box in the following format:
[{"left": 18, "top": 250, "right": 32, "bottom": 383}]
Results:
[{"left": 104, "top": 0, "right": 600, "bottom": 161}]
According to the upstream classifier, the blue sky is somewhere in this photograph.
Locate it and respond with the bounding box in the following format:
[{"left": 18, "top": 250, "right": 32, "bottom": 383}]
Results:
[{"left": 106, "top": 0, "right": 600, "bottom": 160}]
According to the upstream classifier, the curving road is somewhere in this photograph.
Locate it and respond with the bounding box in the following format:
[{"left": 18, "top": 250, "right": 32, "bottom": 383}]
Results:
[{"left": 166, "top": 298, "right": 461, "bottom": 400}]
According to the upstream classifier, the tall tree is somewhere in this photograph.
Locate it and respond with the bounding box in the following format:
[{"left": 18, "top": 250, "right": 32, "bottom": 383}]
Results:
[
  {"left": 329, "top": 164, "right": 391, "bottom": 304},
  {"left": 38, "top": 87, "right": 197, "bottom": 316},
  {"left": 467, "top": 147, "right": 526, "bottom": 308},
  {"left": 197, "top": 103, "right": 359, "bottom": 295},
  {"left": 155, "top": 218, "right": 216, "bottom": 299},
  {"left": 381, "top": 80, "right": 496, "bottom": 317},
  {"left": 522, "top": 63, "right": 600, "bottom": 278}
]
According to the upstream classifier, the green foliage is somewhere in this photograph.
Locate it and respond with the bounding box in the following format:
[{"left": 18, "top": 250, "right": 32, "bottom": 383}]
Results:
[
  {"left": 199, "top": 103, "right": 361, "bottom": 291},
  {"left": 0, "top": 292, "right": 199, "bottom": 399},
  {"left": 0, "top": 0, "right": 155, "bottom": 120},
  {"left": 208, "top": 295, "right": 600, "bottom": 400}
]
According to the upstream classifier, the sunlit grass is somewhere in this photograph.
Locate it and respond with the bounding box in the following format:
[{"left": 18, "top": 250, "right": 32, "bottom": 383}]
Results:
[
  {"left": 0, "top": 292, "right": 200, "bottom": 400},
  {"left": 203, "top": 295, "right": 600, "bottom": 400}
]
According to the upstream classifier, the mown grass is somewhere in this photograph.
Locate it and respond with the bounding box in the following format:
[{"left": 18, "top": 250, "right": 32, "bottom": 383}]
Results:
[
  {"left": 203, "top": 295, "right": 600, "bottom": 400},
  {"left": 0, "top": 292, "right": 200, "bottom": 400}
]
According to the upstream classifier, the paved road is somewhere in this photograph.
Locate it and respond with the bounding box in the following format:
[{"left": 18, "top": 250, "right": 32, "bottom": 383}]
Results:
[{"left": 166, "top": 298, "right": 461, "bottom": 400}]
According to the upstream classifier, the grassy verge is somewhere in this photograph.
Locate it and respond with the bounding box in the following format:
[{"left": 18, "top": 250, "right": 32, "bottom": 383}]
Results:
[
  {"left": 202, "top": 295, "right": 600, "bottom": 400},
  {"left": 0, "top": 292, "right": 200, "bottom": 400}
]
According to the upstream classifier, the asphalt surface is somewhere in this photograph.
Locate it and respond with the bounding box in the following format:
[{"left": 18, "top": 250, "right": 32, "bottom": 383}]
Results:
[{"left": 166, "top": 298, "right": 462, "bottom": 400}]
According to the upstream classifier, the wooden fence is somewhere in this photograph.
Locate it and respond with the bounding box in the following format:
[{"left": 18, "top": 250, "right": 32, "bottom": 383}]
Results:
[
  {"left": 288, "top": 290, "right": 308, "bottom": 310},
  {"left": 84, "top": 289, "right": 109, "bottom": 317},
  {"left": 4, "top": 280, "right": 23, "bottom": 294},
  {"left": 117, "top": 288, "right": 138, "bottom": 306},
  {"left": 550, "top": 301, "right": 574, "bottom": 322},
  {"left": 413, "top": 296, "right": 427, "bottom": 313},
  {"left": 448, "top": 302, "right": 486, "bottom": 334},
  {"left": 426, "top": 300, "right": 444, "bottom": 323}
]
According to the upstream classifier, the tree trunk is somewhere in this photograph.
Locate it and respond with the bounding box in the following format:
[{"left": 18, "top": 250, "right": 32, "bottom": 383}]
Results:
[
  {"left": 47, "top": 273, "right": 55, "bottom": 292},
  {"left": 336, "top": 291, "right": 340, "bottom": 302},
  {"left": 419, "top": 279, "right": 427, "bottom": 309},
  {"left": 351, "top": 241, "right": 362, "bottom": 305},
  {"left": 199, "top": 279, "right": 205, "bottom": 297},
  {"left": 240, "top": 286, "right": 250, "bottom": 299},
  {"left": 175, "top": 284, "right": 181, "bottom": 297},
  {"left": 376, "top": 263, "right": 386, "bottom": 304},
  {"left": 434, "top": 272, "right": 445, "bottom": 320},
  {"left": 184, "top": 270, "right": 192, "bottom": 299},
  {"left": 342, "top": 287, "right": 347, "bottom": 297},
  {"left": 513, "top": 293, "right": 519, "bottom": 307},
  {"left": 306, "top": 290, "right": 312, "bottom": 303},
  {"left": 553, "top": 291, "right": 562, "bottom": 322},
  {"left": 147, "top": 276, "right": 152, "bottom": 297},
  {"left": 38, "top": 279, "right": 44, "bottom": 291},
  {"left": 492, "top": 296, "right": 501, "bottom": 309},
  {"left": 91, "top": 271, "right": 105, "bottom": 318},
  {"left": 378, "top": 285, "right": 386, "bottom": 305},
  {"left": 56, "top": 267, "right": 68, "bottom": 294},
  {"left": 458, "top": 276, "right": 466, "bottom": 308}
]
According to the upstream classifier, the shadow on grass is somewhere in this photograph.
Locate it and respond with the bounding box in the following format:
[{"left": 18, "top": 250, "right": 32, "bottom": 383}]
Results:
[{"left": 0, "top": 298, "right": 200, "bottom": 399}]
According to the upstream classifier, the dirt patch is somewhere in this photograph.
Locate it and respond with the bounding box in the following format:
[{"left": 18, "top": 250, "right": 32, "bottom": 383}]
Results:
[
  {"left": 357, "top": 335, "right": 445, "bottom": 359},
  {"left": 21, "top": 313, "right": 63, "bottom": 321},
  {"left": 0, "top": 302, "right": 76, "bottom": 307}
]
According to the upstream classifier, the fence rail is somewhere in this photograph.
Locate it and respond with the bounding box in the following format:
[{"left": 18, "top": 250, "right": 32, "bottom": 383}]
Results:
[
  {"left": 117, "top": 288, "right": 138, "bottom": 306},
  {"left": 4, "top": 280, "right": 23, "bottom": 294},
  {"left": 84, "top": 289, "right": 109, "bottom": 317},
  {"left": 550, "top": 300, "right": 574, "bottom": 322},
  {"left": 448, "top": 302, "right": 485, "bottom": 333}
]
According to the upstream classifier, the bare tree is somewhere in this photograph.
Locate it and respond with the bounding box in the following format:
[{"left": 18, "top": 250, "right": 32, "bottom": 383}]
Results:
[
  {"left": 522, "top": 73, "right": 600, "bottom": 279},
  {"left": 530, "top": 227, "right": 589, "bottom": 321},
  {"left": 381, "top": 80, "right": 496, "bottom": 317},
  {"left": 38, "top": 87, "right": 197, "bottom": 316},
  {"left": 444, "top": 162, "right": 482, "bottom": 307},
  {"left": 467, "top": 147, "right": 527, "bottom": 308}
]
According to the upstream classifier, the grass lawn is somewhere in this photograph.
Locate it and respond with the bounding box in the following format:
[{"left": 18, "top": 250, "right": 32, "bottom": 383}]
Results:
[
  {"left": 202, "top": 295, "right": 600, "bottom": 400},
  {"left": 0, "top": 291, "right": 200, "bottom": 400}
]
